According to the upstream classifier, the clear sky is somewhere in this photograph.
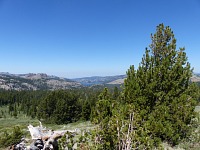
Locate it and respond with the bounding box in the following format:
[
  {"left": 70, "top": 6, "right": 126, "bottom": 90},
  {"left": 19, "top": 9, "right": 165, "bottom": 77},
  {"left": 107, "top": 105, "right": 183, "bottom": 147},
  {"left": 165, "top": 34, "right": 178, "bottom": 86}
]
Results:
[{"left": 0, "top": 0, "right": 199, "bottom": 78}]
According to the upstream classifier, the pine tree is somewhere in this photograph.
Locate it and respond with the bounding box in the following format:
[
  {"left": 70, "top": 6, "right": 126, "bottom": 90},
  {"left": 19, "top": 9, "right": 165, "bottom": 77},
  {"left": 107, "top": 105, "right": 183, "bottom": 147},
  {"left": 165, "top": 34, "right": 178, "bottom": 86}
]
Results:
[
  {"left": 81, "top": 100, "right": 91, "bottom": 121},
  {"left": 124, "top": 23, "right": 198, "bottom": 145},
  {"left": 91, "top": 88, "right": 112, "bottom": 124},
  {"left": 113, "top": 86, "right": 120, "bottom": 100},
  {"left": 91, "top": 88, "right": 117, "bottom": 149}
]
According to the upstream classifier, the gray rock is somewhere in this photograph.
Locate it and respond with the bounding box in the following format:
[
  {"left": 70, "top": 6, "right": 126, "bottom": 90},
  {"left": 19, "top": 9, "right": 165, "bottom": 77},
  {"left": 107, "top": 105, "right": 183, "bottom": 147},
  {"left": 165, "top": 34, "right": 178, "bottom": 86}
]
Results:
[
  {"left": 30, "top": 145, "right": 39, "bottom": 150},
  {"left": 72, "top": 143, "right": 77, "bottom": 150}
]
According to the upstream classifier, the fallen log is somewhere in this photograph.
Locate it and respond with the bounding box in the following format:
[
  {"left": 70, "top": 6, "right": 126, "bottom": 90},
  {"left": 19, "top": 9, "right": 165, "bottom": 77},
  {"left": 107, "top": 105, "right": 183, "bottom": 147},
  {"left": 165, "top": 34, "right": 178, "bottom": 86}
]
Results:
[{"left": 11, "top": 122, "right": 76, "bottom": 150}]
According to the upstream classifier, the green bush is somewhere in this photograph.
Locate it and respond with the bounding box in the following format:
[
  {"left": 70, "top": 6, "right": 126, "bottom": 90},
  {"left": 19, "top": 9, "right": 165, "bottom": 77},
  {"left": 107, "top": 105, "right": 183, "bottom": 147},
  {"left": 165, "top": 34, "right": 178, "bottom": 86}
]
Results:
[{"left": 0, "top": 126, "right": 24, "bottom": 148}]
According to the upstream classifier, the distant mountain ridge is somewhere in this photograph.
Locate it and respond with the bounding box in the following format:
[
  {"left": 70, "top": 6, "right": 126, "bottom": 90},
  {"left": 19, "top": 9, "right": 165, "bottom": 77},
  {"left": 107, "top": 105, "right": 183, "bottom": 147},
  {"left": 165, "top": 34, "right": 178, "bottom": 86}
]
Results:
[
  {"left": 0, "top": 72, "right": 81, "bottom": 91},
  {"left": 73, "top": 73, "right": 200, "bottom": 86},
  {"left": 0, "top": 72, "right": 199, "bottom": 90},
  {"left": 191, "top": 73, "right": 200, "bottom": 82},
  {"left": 72, "top": 75, "right": 126, "bottom": 86}
]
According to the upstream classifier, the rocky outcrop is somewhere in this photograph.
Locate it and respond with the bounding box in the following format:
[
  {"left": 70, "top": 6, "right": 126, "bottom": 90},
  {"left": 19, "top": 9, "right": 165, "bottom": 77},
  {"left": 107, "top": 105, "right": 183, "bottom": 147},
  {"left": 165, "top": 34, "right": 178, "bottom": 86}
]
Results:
[
  {"left": 191, "top": 74, "right": 200, "bottom": 82},
  {"left": 0, "top": 73, "right": 82, "bottom": 91},
  {"left": 107, "top": 78, "right": 125, "bottom": 85}
]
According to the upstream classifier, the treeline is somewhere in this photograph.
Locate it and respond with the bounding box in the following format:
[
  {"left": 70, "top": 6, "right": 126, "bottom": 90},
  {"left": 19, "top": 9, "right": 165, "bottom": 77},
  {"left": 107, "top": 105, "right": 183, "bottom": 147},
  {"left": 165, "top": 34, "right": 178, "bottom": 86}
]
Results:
[{"left": 0, "top": 86, "right": 120, "bottom": 124}]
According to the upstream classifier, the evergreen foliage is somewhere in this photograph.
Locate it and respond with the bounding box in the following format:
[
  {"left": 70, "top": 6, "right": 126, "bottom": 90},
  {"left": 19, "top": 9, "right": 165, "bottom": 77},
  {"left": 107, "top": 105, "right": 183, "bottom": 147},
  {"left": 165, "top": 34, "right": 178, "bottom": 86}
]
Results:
[
  {"left": 90, "top": 24, "right": 199, "bottom": 149},
  {"left": 0, "top": 126, "right": 24, "bottom": 147},
  {"left": 91, "top": 89, "right": 155, "bottom": 149},
  {"left": 37, "top": 90, "right": 82, "bottom": 124},
  {"left": 113, "top": 86, "right": 120, "bottom": 100},
  {"left": 0, "top": 86, "right": 107, "bottom": 124},
  {"left": 91, "top": 88, "right": 112, "bottom": 124},
  {"left": 91, "top": 88, "right": 117, "bottom": 149},
  {"left": 124, "top": 23, "right": 198, "bottom": 145},
  {"left": 81, "top": 100, "right": 91, "bottom": 121}
]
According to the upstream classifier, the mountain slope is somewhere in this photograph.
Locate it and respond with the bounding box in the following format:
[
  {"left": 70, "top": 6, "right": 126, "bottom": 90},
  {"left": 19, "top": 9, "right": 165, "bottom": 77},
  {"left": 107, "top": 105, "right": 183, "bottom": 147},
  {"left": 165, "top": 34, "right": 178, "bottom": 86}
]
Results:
[
  {"left": 191, "top": 74, "right": 200, "bottom": 82},
  {"left": 1, "top": 72, "right": 199, "bottom": 90},
  {"left": 0, "top": 73, "right": 81, "bottom": 90},
  {"left": 73, "top": 73, "right": 200, "bottom": 86},
  {"left": 72, "top": 75, "right": 126, "bottom": 86},
  {"left": 107, "top": 78, "right": 125, "bottom": 85}
]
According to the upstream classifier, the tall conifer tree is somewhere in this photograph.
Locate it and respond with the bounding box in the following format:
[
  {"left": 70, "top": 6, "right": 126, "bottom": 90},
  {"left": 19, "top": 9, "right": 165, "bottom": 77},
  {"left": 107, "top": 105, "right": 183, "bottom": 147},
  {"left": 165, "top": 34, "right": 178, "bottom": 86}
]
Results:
[{"left": 124, "top": 23, "right": 198, "bottom": 145}]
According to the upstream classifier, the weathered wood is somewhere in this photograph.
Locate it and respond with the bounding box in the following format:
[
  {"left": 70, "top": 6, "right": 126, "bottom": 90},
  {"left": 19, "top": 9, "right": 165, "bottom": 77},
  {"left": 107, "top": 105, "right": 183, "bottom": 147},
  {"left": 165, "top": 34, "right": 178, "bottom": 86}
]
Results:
[{"left": 12, "top": 122, "right": 76, "bottom": 150}]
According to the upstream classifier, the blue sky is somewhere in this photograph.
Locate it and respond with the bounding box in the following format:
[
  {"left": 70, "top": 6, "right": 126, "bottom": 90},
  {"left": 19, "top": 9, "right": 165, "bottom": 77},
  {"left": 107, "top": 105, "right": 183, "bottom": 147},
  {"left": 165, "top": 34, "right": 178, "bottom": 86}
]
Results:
[{"left": 0, "top": 0, "right": 199, "bottom": 78}]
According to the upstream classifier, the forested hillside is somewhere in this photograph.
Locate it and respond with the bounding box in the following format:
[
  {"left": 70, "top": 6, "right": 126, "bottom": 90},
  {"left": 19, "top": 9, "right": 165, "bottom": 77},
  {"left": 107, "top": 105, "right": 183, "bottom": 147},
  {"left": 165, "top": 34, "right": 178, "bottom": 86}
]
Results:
[{"left": 0, "top": 86, "right": 120, "bottom": 123}]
